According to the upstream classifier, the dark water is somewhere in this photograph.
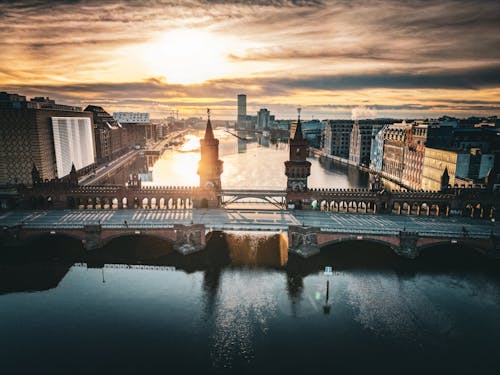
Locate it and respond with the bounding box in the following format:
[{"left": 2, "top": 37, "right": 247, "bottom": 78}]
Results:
[{"left": 1, "top": 235, "right": 500, "bottom": 374}]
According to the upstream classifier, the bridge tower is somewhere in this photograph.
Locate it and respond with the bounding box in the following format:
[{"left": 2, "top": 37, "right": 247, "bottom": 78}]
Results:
[
  {"left": 198, "top": 109, "right": 223, "bottom": 190},
  {"left": 285, "top": 108, "right": 311, "bottom": 208}
]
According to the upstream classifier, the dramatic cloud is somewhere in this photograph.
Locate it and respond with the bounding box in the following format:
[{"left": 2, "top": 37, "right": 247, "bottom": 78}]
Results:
[{"left": 1, "top": 0, "right": 499, "bottom": 118}]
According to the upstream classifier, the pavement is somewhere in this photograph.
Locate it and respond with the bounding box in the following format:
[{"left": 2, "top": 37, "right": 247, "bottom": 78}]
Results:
[{"left": 0, "top": 209, "right": 497, "bottom": 238}]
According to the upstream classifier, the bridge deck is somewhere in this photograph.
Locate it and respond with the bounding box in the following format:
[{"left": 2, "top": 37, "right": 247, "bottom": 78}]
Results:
[{"left": 1, "top": 209, "right": 497, "bottom": 239}]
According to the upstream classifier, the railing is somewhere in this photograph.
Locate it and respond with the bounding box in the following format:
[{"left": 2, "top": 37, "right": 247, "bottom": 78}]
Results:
[{"left": 73, "top": 263, "right": 176, "bottom": 271}]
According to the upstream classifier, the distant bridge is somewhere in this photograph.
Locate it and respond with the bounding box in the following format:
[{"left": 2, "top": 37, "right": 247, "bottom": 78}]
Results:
[{"left": 219, "top": 189, "right": 286, "bottom": 208}]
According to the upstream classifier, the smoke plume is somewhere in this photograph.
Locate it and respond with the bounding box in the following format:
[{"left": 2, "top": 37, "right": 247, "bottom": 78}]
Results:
[{"left": 351, "top": 106, "right": 377, "bottom": 120}]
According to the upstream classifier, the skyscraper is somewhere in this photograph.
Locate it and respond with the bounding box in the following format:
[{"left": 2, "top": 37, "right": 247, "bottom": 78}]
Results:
[
  {"left": 237, "top": 94, "right": 247, "bottom": 127},
  {"left": 257, "top": 108, "right": 270, "bottom": 130}
]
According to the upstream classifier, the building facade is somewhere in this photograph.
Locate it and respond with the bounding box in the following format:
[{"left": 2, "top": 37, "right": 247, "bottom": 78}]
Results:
[
  {"left": 323, "top": 120, "right": 353, "bottom": 158},
  {"left": 0, "top": 93, "right": 95, "bottom": 185},
  {"left": 51, "top": 117, "right": 95, "bottom": 178},
  {"left": 257, "top": 108, "right": 270, "bottom": 130},
  {"left": 349, "top": 122, "right": 383, "bottom": 166},
  {"left": 85, "top": 105, "right": 127, "bottom": 163},
  {"left": 401, "top": 123, "right": 428, "bottom": 190},
  {"left": 382, "top": 122, "right": 409, "bottom": 183},
  {"left": 421, "top": 147, "right": 458, "bottom": 191},
  {"left": 113, "top": 112, "right": 149, "bottom": 124},
  {"left": 370, "top": 125, "right": 387, "bottom": 172}
]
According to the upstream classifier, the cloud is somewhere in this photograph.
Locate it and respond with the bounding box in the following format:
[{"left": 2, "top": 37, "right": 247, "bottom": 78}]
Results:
[{"left": 1, "top": 0, "right": 500, "bottom": 118}]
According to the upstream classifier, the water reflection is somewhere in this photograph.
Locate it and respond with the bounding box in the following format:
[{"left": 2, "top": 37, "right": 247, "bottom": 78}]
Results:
[
  {"left": 2, "top": 237, "right": 500, "bottom": 372},
  {"left": 122, "top": 128, "right": 371, "bottom": 189},
  {"left": 210, "top": 270, "right": 279, "bottom": 368}
]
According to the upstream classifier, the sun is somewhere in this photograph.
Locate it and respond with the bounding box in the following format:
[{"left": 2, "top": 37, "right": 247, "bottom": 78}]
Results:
[{"left": 142, "top": 29, "right": 232, "bottom": 84}]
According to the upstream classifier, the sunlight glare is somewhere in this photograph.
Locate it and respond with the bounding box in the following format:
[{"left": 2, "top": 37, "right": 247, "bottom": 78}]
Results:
[
  {"left": 143, "top": 29, "right": 233, "bottom": 84},
  {"left": 179, "top": 134, "right": 201, "bottom": 152}
]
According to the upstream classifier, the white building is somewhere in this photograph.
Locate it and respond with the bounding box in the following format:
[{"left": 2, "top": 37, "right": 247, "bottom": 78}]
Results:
[
  {"left": 51, "top": 117, "right": 95, "bottom": 178},
  {"left": 113, "top": 112, "right": 149, "bottom": 124}
]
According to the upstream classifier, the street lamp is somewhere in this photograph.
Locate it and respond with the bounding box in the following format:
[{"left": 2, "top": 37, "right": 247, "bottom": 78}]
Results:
[{"left": 323, "top": 266, "right": 333, "bottom": 314}]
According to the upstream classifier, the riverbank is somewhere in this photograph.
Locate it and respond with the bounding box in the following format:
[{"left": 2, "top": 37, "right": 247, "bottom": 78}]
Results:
[{"left": 309, "top": 148, "right": 411, "bottom": 190}]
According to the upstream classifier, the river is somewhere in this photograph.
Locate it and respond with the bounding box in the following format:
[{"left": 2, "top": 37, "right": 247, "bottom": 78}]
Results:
[
  {"left": 1, "top": 129, "right": 499, "bottom": 374},
  {"left": 103, "top": 129, "right": 370, "bottom": 189}
]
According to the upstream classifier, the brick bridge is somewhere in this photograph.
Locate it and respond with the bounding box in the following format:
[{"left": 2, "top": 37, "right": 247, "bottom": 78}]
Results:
[
  {"left": 2, "top": 222, "right": 499, "bottom": 259},
  {"left": 287, "top": 225, "right": 500, "bottom": 259},
  {"left": 5, "top": 224, "right": 206, "bottom": 255},
  {"left": 16, "top": 182, "right": 498, "bottom": 220}
]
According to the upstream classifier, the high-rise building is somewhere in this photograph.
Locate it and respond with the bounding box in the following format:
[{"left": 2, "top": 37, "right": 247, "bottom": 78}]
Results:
[
  {"left": 237, "top": 94, "right": 247, "bottom": 128},
  {"left": 257, "top": 108, "right": 270, "bottom": 130},
  {"left": 0, "top": 92, "right": 95, "bottom": 185},
  {"left": 237, "top": 94, "right": 247, "bottom": 121}
]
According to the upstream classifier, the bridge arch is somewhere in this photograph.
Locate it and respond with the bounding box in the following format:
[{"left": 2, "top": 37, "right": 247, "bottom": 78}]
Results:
[
  {"left": 99, "top": 232, "right": 175, "bottom": 248},
  {"left": 22, "top": 231, "right": 85, "bottom": 245},
  {"left": 319, "top": 236, "right": 400, "bottom": 255},
  {"left": 417, "top": 240, "right": 490, "bottom": 258}
]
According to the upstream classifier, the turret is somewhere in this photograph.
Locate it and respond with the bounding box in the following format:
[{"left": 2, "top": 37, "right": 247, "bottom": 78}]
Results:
[
  {"left": 68, "top": 163, "right": 79, "bottom": 186},
  {"left": 285, "top": 108, "right": 311, "bottom": 193},
  {"left": 440, "top": 167, "right": 450, "bottom": 191},
  {"left": 485, "top": 166, "right": 496, "bottom": 191},
  {"left": 197, "top": 109, "right": 223, "bottom": 190},
  {"left": 31, "top": 163, "right": 42, "bottom": 185}
]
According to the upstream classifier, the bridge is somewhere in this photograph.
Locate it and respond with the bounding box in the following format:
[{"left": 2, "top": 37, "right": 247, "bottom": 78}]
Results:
[
  {"left": 219, "top": 189, "right": 286, "bottom": 209},
  {"left": 14, "top": 182, "right": 498, "bottom": 220},
  {"left": 1, "top": 209, "right": 498, "bottom": 259},
  {"left": 2, "top": 112, "right": 498, "bottom": 260}
]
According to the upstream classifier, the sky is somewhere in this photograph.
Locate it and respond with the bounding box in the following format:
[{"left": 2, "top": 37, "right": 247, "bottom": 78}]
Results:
[{"left": 1, "top": 0, "right": 499, "bottom": 120}]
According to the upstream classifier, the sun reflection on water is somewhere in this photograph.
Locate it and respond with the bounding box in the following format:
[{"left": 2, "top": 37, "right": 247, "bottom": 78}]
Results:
[
  {"left": 148, "top": 149, "right": 200, "bottom": 186},
  {"left": 179, "top": 134, "right": 201, "bottom": 152}
]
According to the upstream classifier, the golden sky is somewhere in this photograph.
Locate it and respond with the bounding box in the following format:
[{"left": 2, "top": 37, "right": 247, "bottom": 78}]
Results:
[{"left": 1, "top": 0, "right": 499, "bottom": 119}]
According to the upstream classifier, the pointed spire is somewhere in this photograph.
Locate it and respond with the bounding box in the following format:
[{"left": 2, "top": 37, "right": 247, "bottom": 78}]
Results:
[
  {"left": 31, "top": 162, "right": 41, "bottom": 185},
  {"left": 440, "top": 167, "right": 450, "bottom": 190},
  {"left": 204, "top": 108, "right": 215, "bottom": 140},
  {"left": 293, "top": 107, "right": 304, "bottom": 141},
  {"left": 68, "top": 162, "right": 79, "bottom": 186},
  {"left": 485, "top": 166, "right": 496, "bottom": 190}
]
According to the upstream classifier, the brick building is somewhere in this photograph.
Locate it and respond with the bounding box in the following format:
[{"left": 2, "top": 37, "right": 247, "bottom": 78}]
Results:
[{"left": 0, "top": 93, "right": 95, "bottom": 185}]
